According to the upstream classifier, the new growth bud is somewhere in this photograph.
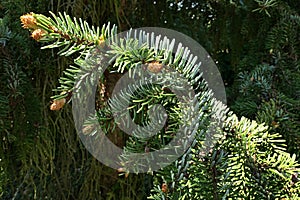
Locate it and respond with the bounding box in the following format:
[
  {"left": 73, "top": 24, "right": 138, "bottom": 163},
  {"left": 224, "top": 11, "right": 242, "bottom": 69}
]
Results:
[
  {"left": 31, "top": 29, "right": 46, "bottom": 41},
  {"left": 20, "top": 13, "right": 38, "bottom": 30},
  {"left": 50, "top": 98, "right": 66, "bottom": 111}
]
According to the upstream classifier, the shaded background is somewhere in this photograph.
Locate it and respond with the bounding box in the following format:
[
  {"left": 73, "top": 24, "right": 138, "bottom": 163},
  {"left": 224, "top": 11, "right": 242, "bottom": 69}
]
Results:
[{"left": 0, "top": 0, "right": 299, "bottom": 199}]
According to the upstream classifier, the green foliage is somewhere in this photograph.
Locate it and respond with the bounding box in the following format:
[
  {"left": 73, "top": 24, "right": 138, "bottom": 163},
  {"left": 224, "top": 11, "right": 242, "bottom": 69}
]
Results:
[
  {"left": 39, "top": 12, "right": 116, "bottom": 56},
  {"left": 220, "top": 115, "right": 298, "bottom": 199},
  {"left": 0, "top": 6, "right": 47, "bottom": 197},
  {"left": 227, "top": 1, "right": 300, "bottom": 159},
  {"left": 2, "top": 0, "right": 300, "bottom": 199},
  {"left": 1, "top": 1, "right": 146, "bottom": 199},
  {"left": 20, "top": 9, "right": 300, "bottom": 199},
  {"left": 149, "top": 111, "right": 300, "bottom": 199}
]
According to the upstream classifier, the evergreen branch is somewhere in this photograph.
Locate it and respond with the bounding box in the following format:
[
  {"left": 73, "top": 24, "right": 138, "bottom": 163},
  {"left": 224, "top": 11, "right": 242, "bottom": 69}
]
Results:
[
  {"left": 20, "top": 11, "right": 300, "bottom": 199},
  {"left": 21, "top": 12, "right": 117, "bottom": 58},
  {"left": 20, "top": 12, "right": 117, "bottom": 105}
]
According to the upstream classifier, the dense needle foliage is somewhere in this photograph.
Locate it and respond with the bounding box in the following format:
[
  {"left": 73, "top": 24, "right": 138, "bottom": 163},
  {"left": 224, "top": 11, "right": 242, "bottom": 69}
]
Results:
[{"left": 0, "top": 0, "right": 300, "bottom": 199}]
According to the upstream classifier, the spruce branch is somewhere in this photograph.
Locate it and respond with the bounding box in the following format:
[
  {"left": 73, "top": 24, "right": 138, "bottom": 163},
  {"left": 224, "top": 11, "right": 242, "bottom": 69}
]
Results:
[
  {"left": 20, "top": 11, "right": 300, "bottom": 199},
  {"left": 20, "top": 12, "right": 116, "bottom": 56},
  {"left": 20, "top": 12, "right": 117, "bottom": 107}
]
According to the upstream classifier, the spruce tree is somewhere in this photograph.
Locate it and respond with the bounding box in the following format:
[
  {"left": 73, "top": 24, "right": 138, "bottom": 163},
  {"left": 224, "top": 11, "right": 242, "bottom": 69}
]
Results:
[{"left": 20, "top": 10, "right": 300, "bottom": 199}]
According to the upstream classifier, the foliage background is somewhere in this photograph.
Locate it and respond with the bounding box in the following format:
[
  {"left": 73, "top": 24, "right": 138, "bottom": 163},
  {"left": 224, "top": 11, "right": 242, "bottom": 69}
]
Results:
[{"left": 0, "top": 0, "right": 299, "bottom": 199}]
